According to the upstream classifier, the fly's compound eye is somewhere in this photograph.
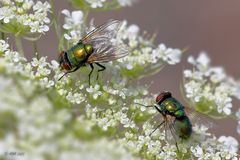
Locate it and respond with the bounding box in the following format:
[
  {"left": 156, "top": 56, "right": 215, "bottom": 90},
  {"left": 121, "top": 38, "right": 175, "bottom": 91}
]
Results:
[
  {"left": 156, "top": 91, "right": 172, "bottom": 103},
  {"left": 156, "top": 94, "right": 163, "bottom": 103},
  {"left": 74, "top": 48, "right": 85, "bottom": 58}
]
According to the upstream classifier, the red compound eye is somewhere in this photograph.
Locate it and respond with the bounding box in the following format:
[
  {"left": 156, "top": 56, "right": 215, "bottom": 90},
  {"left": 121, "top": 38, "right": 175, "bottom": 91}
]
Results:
[
  {"left": 156, "top": 94, "right": 163, "bottom": 103},
  {"left": 156, "top": 91, "right": 172, "bottom": 103}
]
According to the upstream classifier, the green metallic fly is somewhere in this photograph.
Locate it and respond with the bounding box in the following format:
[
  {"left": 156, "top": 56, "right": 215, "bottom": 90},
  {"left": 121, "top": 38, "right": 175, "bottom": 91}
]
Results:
[
  {"left": 58, "top": 20, "right": 129, "bottom": 84},
  {"left": 136, "top": 91, "right": 194, "bottom": 151}
]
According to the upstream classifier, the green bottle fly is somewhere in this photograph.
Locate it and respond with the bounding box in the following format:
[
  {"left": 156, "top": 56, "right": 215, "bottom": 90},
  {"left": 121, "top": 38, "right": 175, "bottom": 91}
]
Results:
[{"left": 58, "top": 20, "right": 129, "bottom": 84}]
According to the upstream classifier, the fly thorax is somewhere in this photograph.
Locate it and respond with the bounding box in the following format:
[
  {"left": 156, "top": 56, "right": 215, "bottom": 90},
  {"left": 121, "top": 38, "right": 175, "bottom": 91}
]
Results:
[
  {"left": 154, "top": 104, "right": 165, "bottom": 115},
  {"left": 74, "top": 47, "right": 87, "bottom": 60},
  {"left": 164, "top": 100, "right": 177, "bottom": 113},
  {"left": 84, "top": 44, "right": 93, "bottom": 55},
  {"left": 174, "top": 109, "right": 185, "bottom": 118}
]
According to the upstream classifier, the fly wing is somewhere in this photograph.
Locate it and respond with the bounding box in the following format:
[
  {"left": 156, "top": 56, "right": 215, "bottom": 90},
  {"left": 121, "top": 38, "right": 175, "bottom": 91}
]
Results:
[
  {"left": 87, "top": 43, "right": 128, "bottom": 63},
  {"left": 184, "top": 106, "right": 217, "bottom": 128},
  {"left": 80, "top": 19, "right": 129, "bottom": 63},
  {"left": 81, "top": 19, "right": 121, "bottom": 44},
  {"left": 164, "top": 115, "right": 179, "bottom": 143}
]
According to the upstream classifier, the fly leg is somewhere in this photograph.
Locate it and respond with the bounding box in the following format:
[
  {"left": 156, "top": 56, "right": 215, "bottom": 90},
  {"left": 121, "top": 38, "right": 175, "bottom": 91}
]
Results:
[
  {"left": 58, "top": 66, "right": 80, "bottom": 80},
  {"left": 88, "top": 63, "right": 94, "bottom": 85},
  {"left": 149, "top": 120, "right": 165, "bottom": 136},
  {"left": 95, "top": 63, "right": 106, "bottom": 81}
]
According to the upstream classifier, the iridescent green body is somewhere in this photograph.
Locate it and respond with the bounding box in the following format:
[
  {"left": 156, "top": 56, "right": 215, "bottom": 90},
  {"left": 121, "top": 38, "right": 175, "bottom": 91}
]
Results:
[
  {"left": 174, "top": 116, "right": 192, "bottom": 139},
  {"left": 66, "top": 42, "right": 93, "bottom": 67},
  {"left": 155, "top": 93, "right": 192, "bottom": 140},
  {"left": 58, "top": 20, "right": 129, "bottom": 83}
]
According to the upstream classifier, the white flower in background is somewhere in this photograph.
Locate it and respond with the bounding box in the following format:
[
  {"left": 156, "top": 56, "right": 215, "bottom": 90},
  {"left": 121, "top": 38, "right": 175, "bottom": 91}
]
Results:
[
  {"left": 116, "top": 21, "right": 182, "bottom": 73},
  {"left": 86, "top": 84, "right": 102, "bottom": 99},
  {"left": 188, "top": 52, "right": 210, "bottom": 72},
  {"left": 62, "top": 9, "right": 84, "bottom": 30},
  {"left": 62, "top": 9, "right": 84, "bottom": 44},
  {"left": 183, "top": 52, "right": 239, "bottom": 116},
  {"left": 117, "top": 0, "right": 134, "bottom": 7},
  {"left": 33, "top": 1, "right": 51, "bottom": 13},
  {"left": 0, "top": 0, "right": 51, "bottom": 34},
  {"left": 0, "top": 6, "right": 15, "bottom": 23},
  {"left": 66, "top": 92, "right": 85, "bottom": 104},
  {"left": 85, "top": 0, "right": 106, "bottom": 8},
  {"left": 236, "top": 108, "right": 240, "bottom": 134},
  {"left": 218, "top": 136, "right": 239, "bottom": 154},
  {"left": 0, "top": 39, "right": 9, "bottom": 53},
  {"left": 152, "top": 44, "right": 182, "bottom": 65}
]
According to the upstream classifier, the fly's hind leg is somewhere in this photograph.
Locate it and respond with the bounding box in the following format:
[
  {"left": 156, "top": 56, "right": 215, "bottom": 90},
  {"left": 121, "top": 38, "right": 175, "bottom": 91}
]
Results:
[
  {"left": 95, "top": 63, "right": 106, "bottom": 81},
  {"left": 88, "top": 63, "right": 94, "bottom": 85},
  {"left": 149, "top": 120, "right": 165, "bottom": 136}
]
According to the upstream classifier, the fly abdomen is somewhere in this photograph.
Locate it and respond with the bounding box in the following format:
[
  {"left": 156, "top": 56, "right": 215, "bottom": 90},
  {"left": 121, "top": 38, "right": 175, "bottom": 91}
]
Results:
[{"left": 174, "top": 116, "right": 192, "bottom": 140}]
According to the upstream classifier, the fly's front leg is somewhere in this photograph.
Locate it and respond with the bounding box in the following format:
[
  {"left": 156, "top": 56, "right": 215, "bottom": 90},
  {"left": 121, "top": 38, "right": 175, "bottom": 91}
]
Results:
[
  {"left": 95, "top": 63, "right": 106, "bottom": 81},
  {"left": 58, "top": 66, "right": 80, "bottom": 80},
  {"left": 88, "top": 63, "right": 94, "bottom": 85}
]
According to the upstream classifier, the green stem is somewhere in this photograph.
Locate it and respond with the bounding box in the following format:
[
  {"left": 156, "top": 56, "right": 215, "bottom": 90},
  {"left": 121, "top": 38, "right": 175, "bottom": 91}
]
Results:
[
  {"left": 33, "top": 41, "right": 38, "bottom": 57},
  {"left": 1, "top": 32, "right": 5, "bottom": 40},
  {"left": 15, "top": 36, "right": 24, "bottom": 55},
  {"left": 0, "top": 22, "right": 5, "bottom": 40}
]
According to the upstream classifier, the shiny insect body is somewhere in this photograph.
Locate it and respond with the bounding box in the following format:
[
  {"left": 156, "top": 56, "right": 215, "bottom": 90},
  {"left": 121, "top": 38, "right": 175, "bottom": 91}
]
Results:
[
  {"left": 59, "top": 20, "right": 128, "bottom": 84},
  {"left": 154, "top": 91, "right": 192, "bottom": 141},
  {"left": 136, "top": 91, "right": 193, "bottom": 151}
]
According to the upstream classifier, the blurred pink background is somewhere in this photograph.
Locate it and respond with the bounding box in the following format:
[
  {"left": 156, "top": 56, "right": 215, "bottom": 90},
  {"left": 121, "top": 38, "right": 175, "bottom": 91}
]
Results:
[{"left": 22, "top": 0, "right": 240, "bottom": 140}]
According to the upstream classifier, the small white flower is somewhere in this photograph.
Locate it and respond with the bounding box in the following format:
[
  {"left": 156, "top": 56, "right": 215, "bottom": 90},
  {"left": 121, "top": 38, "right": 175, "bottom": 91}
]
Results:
[
  {"left": 62, "top": 9, "right": 84, "bottom": 43},
  {"left": 31, "top": 57, "right": 47, "bottom": 67},
  {"left": 152, "top": 44, "right": 182, "bottom": 65},
  {"left": 117, "top": 0, "right": 134, "bottom": 6},
  {"left": 0, "top": 6, "right": 15, "bottom": 23},
  {"left": 0, "top": 40, "right": 9, "bottom": 53},
  {"left": 85, "top": 0, "right": 106, "bottom": 8},
  {"left": 33, "top": 1, "right": 51, "bottom": 13},
  {"left": 62, "top": 9, "right": 83, "bottom": 30},
  {"left": 218, "top": 136, "right": 239, "bottom": 154},
  {"left": 190, "top": 145, "right": 203, "bottom": 157},
  {"left": 184, "top": 52, "right": 239, "bottom": 116}
]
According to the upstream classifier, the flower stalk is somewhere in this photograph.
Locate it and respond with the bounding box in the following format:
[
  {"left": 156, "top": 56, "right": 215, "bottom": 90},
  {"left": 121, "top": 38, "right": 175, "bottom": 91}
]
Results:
[{"left": 15, "top": 36, "right": 24, "bottom": 55}]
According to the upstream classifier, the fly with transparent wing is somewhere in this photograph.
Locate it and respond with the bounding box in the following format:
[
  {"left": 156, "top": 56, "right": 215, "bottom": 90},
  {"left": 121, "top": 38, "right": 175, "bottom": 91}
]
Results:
[
  {"left": 58, "top": 20, "right": 129, "bottom": 84},
  {"left": 135, "top": 91, "right": 215, "bottom": 152}
]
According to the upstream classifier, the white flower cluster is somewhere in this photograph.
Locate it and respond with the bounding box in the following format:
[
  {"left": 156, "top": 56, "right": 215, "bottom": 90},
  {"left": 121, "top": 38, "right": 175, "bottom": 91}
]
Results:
[
  {"left": 0, "top": 0, "right": 51, "bottom": 34},
  {"left": 84, "top": 0, "right": 134, "bottom": 8},
  {"left": 117, "top": 21, "right": 182, "bottom": 73},
  {"left": 183, "top": 52, "right": 240, "bottom": 116},
  {"left": 1, "top": 40, "right": 61, "bottom": 89},
  {"left": 0, "top": 39, "right": 239, "bottom": 159},
  {"left": 85, "top": 104, "right": 136, "bottom": 130},
  {"left": 0, "top": 75, "right": 136, "bottom": 160},
  {"left": 122, "top": 121, "right": 239, "bottom": 160},
  {"left": 62, "top": 9, "right": 84, "bottom": 44}
]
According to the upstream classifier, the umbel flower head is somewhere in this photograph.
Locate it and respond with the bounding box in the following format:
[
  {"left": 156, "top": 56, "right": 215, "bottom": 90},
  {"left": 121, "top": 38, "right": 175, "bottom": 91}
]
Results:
[
  {"left": 69, "top": 0, "right": 135, "bottom": 10},
  {"left": 0, "top": 0, "right": 51, "bottom": 38},
  {"left": 183, "top": 52, "right": 240, "bottom": 118}
]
